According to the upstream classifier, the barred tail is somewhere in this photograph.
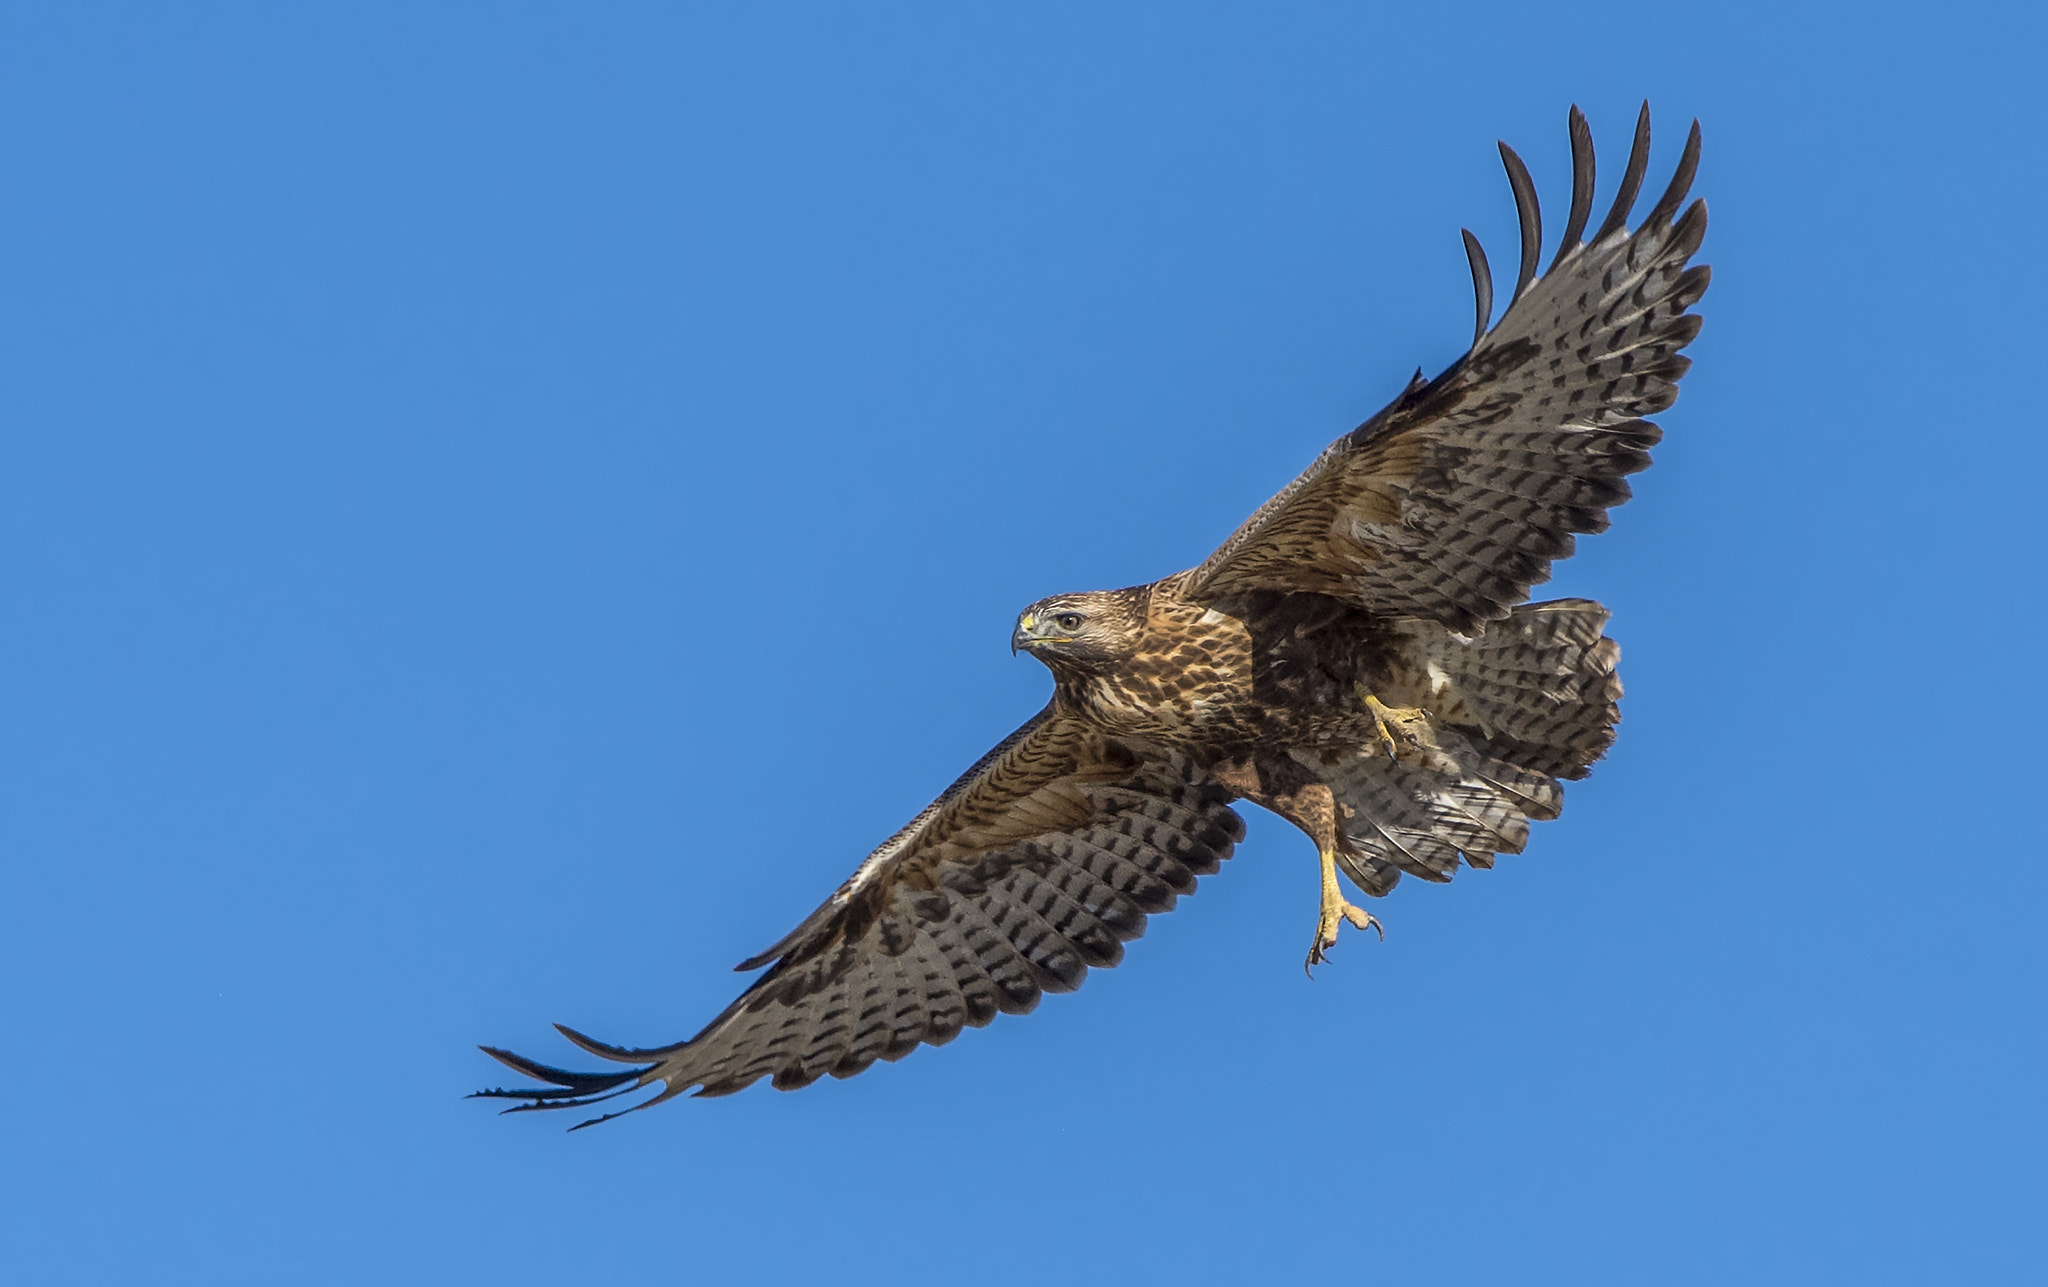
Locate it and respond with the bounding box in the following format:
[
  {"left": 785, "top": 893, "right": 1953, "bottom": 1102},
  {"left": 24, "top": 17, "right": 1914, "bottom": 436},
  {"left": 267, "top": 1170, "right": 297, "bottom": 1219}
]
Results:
[
  {"left": 1321, "top": 599, "right": 1622, "bottom": 897},
  {"left": 1432, "top": 598, "right": 1622, "bottom": 782}
]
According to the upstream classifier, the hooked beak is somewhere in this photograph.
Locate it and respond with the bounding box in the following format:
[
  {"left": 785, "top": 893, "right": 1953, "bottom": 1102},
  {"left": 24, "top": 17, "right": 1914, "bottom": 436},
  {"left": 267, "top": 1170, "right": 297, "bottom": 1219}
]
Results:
[{"left": 1011, "top": 611, "right": 1039, "bottom": 657}]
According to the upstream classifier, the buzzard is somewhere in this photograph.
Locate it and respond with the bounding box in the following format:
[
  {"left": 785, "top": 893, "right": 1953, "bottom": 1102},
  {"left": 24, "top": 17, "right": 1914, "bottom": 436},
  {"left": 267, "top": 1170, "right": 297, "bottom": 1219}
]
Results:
[{"left": 478, "top": 104, "right": 1708, "bottom": 1125}]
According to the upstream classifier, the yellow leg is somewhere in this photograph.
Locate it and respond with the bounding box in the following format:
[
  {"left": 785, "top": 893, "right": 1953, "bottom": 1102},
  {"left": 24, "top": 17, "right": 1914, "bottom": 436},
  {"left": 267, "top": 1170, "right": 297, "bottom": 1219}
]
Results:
[{"left": 1306, "top": 843, "right": 1383, "bottom": 976}]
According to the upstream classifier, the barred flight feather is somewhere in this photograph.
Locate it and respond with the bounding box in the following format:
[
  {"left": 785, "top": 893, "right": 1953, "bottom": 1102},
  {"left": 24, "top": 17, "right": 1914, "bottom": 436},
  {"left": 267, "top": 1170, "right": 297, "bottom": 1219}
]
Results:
[
  {"left": 474, "top": 722, "right": 1244, "bottom": 1121},
  {"left": 475, "top": 104, "right": 1705, "bottom": 1125},
  {"left": 1191, "top": 102, "right": 1707, "bottom": 636}
]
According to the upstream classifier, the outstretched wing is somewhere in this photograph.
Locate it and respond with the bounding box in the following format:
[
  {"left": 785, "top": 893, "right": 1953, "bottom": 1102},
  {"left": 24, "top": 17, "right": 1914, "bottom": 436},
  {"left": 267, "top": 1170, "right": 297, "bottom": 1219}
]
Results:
[
  {"left": 1187, "top": 104, "right": 1709, "bottom": 635},
  {"left": 474, "top": 709, "right": 1243, "bottom": 1125}
]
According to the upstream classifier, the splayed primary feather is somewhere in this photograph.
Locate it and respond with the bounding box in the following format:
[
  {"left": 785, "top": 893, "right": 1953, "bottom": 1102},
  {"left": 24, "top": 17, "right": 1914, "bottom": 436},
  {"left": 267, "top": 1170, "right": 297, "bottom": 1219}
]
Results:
[{"left": 476, "top": 104, "right": 1708, "bottom": 1125}]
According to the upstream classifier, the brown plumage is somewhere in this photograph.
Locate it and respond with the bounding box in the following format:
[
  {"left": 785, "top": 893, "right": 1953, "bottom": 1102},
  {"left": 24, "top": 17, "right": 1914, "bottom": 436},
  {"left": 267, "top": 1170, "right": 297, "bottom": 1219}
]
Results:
[{"left": 476, "top": 103, "right": 1708, "bottom": 1125}]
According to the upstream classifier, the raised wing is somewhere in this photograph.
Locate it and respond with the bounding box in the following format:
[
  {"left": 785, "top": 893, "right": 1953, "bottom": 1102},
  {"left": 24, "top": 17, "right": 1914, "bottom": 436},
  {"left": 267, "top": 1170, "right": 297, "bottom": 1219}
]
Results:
[
  {"left": 474, "top": 709, "right": 1243, "bottom": 1125},
  {"left": 1188, "top": 104, "right": 1709, "bottom": 634}
]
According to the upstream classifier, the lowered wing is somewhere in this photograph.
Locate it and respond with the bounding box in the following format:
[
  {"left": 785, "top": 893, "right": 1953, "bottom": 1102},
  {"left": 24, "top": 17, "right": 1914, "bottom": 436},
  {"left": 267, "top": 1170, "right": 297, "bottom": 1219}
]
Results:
[{"left": 475, "top": 710, "right": 1243, "bottom": 1125}]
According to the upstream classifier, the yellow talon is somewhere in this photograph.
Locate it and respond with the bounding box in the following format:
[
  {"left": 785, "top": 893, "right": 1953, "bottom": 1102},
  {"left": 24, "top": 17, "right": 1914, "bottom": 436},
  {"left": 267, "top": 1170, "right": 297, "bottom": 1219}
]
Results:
[
  {"left": 1305, "top": 843, "right": 1384, "bottom": 976},
  {"left": 1362, "top": 693, "right": 1400, "bottom": 759},
  {"left": 1356, "top": 686, "right": 1453, "bottom": 772},
  {"left": 1359, "top": 688, "right": 1420, "bottom": 761}
]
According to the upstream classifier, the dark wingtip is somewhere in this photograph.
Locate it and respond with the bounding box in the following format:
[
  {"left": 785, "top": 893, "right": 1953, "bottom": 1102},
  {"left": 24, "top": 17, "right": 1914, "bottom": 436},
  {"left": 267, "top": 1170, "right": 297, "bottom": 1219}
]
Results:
[
  {"left": 1460, "top": 228, "right": 1493, "bottom": 349},
  {"left": 489, "top": 1081, "right": 641, "bottom": 1114},
  {"left": 1594, "top": 101, "right": 1653, "bottom": 243},
  {"left": 1552, "top": 104, "right": 1596, "bottom": 268},
  {"left": 735, "top": 926, "right": 804, "bottom": 972},
  {"left": 476, "top": 1043, "right": 618, "bottom": 1087},
  {"left": 1644, "top": 118, "right": 1703, "bottom": 228},
  {"left": 470, "top": 1036, "right": 661, "bottom": 1127},
  {"left": 471, "top": 1069, "right": 643, "bottom": 1107},
  {"left": 1496, "top": 141, "right": 1541, "bottom": 304},
  {"left": 552, "top": 1020, "right": 671, "bottom": 1057}
]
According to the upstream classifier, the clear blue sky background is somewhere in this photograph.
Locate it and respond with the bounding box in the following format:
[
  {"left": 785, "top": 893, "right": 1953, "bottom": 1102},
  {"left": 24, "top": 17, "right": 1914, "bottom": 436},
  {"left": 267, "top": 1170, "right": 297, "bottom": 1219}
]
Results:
[{"left": 6, "top": 4, "right": 2044, "bottom": 1284}]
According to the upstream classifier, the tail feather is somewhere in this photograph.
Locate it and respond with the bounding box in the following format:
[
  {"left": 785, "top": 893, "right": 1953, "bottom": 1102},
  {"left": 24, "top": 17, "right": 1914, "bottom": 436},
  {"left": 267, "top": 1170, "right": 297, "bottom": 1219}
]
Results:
[
  {"left": 1327, "top": 598, "right": 1620, "bottom": 895},
  {"left": 1424, "top": 598, "right": 1622, "bottom": 780}
]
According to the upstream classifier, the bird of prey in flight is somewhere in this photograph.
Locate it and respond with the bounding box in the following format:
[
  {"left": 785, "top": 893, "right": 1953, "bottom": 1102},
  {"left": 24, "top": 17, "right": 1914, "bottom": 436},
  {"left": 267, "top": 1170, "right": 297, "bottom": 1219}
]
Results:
[{"left": 477, "top": 104, "right": 1709, "bottom": 1127}]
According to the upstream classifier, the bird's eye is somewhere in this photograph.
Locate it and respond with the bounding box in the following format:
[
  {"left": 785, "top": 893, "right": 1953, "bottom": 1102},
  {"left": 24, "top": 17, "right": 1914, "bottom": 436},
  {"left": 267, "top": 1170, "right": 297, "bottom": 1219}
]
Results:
[{"left": 1055, "top": 613, "right": 1083, "bottom": 631}]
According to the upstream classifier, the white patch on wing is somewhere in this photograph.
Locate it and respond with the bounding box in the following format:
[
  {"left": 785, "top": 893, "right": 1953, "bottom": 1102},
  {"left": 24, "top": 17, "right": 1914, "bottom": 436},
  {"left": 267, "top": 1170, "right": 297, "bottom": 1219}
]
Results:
[{"left": 1424, "top": 660, "right": 1455, "bottom": 703}]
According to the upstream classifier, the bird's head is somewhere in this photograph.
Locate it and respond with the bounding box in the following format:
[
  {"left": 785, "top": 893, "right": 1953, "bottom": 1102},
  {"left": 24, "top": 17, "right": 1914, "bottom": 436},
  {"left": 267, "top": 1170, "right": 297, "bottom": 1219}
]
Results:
[{"left": 1011, "top": 587, "right": 1150, "bottom": 677}]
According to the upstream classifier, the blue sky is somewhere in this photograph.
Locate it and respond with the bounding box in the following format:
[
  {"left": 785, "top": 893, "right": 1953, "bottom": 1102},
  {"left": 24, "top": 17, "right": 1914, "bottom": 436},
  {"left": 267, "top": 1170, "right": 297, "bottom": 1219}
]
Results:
[{"left": 5, "top": 4, "right": 2044, "bottom": 1283}]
